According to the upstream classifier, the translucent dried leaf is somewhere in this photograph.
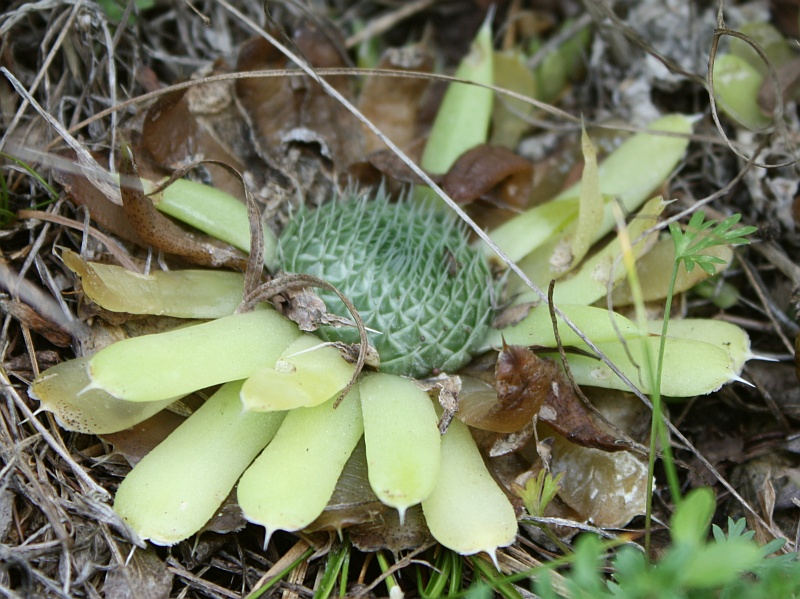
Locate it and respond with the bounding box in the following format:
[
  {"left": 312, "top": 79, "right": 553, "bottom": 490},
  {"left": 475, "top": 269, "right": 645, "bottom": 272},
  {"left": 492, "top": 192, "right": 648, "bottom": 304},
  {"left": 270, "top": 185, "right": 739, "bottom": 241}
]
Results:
[
  {"left": 457, "top": 345, "right": 548, "bottom": 433},
  {"left": 103, "top": 547, "right": 172, "bottom": 599},
  {"left": 30, "top": 356, "right": 177, "bottom": 434},
  {"left": 350, "top": 504, "right": 431, "bottom": 553},
  {"left": 548, "top": 425, "right": 648, "bottom": 528},
  {"left": 62, "top": 249, "right": 244, "bottom": 318}
]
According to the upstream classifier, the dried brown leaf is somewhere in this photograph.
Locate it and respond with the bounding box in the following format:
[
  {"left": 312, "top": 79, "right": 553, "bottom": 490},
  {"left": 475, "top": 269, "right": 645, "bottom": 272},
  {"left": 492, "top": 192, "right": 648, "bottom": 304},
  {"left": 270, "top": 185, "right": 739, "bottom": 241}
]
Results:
[
  {"left": 759, "top": 57, "right": 800, "bottom": 115},
  {"left": 235, "top": 24, "right": 362, "bottom": 172},
  {"left": 54, "top": 158, "right": 146, "bottom": 246},
  {"left": 349, "top": 504, "right": 432, "bottom": 553},
  {"left": 119, "top": 148, "right": 248, "bottom": 269},
  {"left": 538, "top": 366, "right": 624, "bottom": 453},
  {"left": 0, "top": 297, "right": 72, "bottom": 347},
  {"left": 443, "top": 144, "right": 533, "bottom": 207},
  {"left": 358, "top": 44, "right": 433, "bottom": 154},
  {"left": 102, "top": 410, "right": 186, "bottom": 467},
  {"left": 457, "top": 345, "right": 547, "bottom": 433},
  {"left": 103, "top": 547, "right": 172, "bottom": 599},
  {"left": 307, "top": 441, "right": 385, "bottom": 535},
  {"left": 141, "top": 77, "right": 249, "bottom": 201}
]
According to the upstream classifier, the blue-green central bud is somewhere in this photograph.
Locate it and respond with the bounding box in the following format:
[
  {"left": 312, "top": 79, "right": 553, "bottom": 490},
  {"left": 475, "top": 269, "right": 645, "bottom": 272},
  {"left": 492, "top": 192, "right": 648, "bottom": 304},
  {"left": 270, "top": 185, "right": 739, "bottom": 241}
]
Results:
[{"left": 277, "top": 191, "right": 494, "bottom": 378}]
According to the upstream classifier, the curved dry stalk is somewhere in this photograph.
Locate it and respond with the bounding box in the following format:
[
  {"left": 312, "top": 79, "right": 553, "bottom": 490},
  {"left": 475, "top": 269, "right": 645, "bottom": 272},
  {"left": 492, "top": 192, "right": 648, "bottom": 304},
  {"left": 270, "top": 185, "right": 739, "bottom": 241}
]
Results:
[{"left": 237, "top": 272, "right": 369, "bottom": 408}]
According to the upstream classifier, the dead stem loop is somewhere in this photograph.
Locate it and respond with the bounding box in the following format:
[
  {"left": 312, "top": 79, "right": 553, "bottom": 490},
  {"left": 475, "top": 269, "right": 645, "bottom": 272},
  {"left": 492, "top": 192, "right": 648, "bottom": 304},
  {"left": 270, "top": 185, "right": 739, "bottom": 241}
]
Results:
[{"left": 236, "top": 273, "right": 367, "bottom": 408}]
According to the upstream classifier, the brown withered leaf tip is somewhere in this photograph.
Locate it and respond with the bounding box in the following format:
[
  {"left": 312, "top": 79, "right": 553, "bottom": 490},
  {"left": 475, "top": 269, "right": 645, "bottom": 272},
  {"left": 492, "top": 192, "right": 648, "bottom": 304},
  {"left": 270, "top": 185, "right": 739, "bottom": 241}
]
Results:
[
  {"left": 536, "top": 361, "right": 625, "bottom": 453},
  {"left": 494, "top": 342, "right": 623, "bottom": 452},
  {"left": 119, "top": 146, "right": 248, "bottom": 270}
]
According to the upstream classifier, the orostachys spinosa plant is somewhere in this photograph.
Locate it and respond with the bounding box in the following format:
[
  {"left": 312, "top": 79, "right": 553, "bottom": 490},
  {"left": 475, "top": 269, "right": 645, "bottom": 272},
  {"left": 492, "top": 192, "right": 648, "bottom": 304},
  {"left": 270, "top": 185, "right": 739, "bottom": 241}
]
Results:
[
  {"left": 30, "top": 118, "right": 756, "bottom": 562},
  {"left": 31, "top": 186, "right": 519, "bottom": 559}
]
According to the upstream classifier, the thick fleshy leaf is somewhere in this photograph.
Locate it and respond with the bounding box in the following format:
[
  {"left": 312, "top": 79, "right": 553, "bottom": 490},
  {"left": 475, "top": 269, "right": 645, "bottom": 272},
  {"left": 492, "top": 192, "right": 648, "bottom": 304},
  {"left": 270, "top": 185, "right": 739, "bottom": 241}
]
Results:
[
  {"left": 240, "top": 334, "right": 355, "bottom": 412},
  {"left": 114, "top": 381, "right": 285, "bottom": 545},
  {"left": 63, "top": 249, "right": 244, "bottom": 318},
  {"left": 359, "top": 373, "right": 440, "bottom": 517},
  {"left": 30, "top": 356, "right": 176, "bottom": 434},
  {"left": 237, "top": 389, "right": 364, "bottom": 537},
  {"left": 421, "top": 417, "right": 517, "bottom": 558},
  {"left": 88, "top": 310, "right": 301, "bottom": 402},
  {"left": 420, "top": 17, "right": 494, "bottom": 176}
]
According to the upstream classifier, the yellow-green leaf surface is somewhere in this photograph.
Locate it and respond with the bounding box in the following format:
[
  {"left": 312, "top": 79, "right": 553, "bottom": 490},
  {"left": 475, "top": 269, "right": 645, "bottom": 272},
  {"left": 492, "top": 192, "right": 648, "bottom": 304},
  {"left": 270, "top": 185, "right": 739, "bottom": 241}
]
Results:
[
  {"left": 646, "top": 318, "right": 751, "bottom": 373},
  {"left": 512, "top": 197, "right": 664, "bottom": 305},
  {"left": 611, "top": 239, "right": 733, "bottom": 305},
  {"left": 490, "top": 50, "right": 536, "bottom": 149},
  {"left": 88, "top": 310, "right": 301, "bottom": 402},
  {"left": 420, "top": 17, "right": 494, "bottom": 175},
  {"left": 487, "top": 114, "right": 691, "bottom": 268},
  {"left": 567, "top": 125, "right": 604, "bottom": 270},
  {"left": 62, "top": 249, "right": 244, "bottom": 318},
  {"left": 359, "top": 373, "right": 440, "bottom": 517},
  {"left": 712, "top": 54, "right": 771, "bottom": 130},
  {"left": 143, "top": 177, "right": 252, "bottom": 252},
  {"left": 114, "top": 382, "right": 285, "bottom": 545},
  {"left": 485, "top": 303, "right": 643, "bottom": 350},
  {"left": 553, "top": 335, "right": 737, "bottom": 396},
  {"left": 237, "top": 389, "right": 364, "bottom": 536},
  {"left": 30, "top": 356, "right": 176, "bottom": 434},
  {"left": 240, "top": 334, "right": 355, "bottom": 412},
  {"left": 422, "top": 417, "right": 517, "bottom": 557}
]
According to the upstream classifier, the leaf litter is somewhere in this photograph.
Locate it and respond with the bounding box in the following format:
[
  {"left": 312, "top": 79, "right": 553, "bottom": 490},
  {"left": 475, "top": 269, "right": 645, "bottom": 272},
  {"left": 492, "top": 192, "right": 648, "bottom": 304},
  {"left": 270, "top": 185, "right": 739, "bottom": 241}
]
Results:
[{"left": 1, "top": 0, "right": 799, "bottom": 596}]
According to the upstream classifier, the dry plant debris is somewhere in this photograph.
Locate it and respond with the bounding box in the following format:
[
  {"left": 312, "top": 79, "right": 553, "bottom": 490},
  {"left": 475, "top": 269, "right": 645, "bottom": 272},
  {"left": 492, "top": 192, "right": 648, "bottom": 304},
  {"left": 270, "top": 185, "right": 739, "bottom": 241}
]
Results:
[{"left": 0, "top": 0, "right": 799, "bottom": 597}]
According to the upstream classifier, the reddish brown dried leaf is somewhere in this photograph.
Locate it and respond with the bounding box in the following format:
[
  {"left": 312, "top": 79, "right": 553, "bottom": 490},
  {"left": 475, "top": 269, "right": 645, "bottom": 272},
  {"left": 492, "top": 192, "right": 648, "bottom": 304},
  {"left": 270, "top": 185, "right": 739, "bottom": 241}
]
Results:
[
  {"left": 0, "top": 298, "right": 72, "bottom": 347},
  {"left": 442, "top": 144, "right": 533, "bottom": 206},
  {"left": 458, "top": 345, "right": 548, "bottom": 433},
  {"left": 119, "top": 148, "right": 248, "bottom": 270},
  {"left": 53, "top": 158, "right": 146, "bottom": 246},
  {"left": 538, "top": 366, "right": 624, "bottom": 452},
  {"left": 235, "top": 24, "right": 363, "bottom": 172},
  {"left": 141, "top": 79, "right": 248, "bottom": 201}
]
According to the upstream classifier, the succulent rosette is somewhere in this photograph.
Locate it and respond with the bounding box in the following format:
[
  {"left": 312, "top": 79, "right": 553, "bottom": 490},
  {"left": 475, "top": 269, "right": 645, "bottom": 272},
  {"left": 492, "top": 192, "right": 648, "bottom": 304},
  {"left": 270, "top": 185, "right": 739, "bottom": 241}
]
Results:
[
  {"left": 32, "top": 188, "right": 518, "bottom": 559},
  {"left": 31, "top": 114, "right": 755, "bottom": 561}
]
